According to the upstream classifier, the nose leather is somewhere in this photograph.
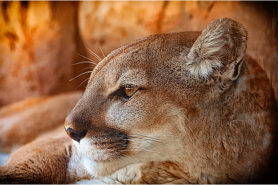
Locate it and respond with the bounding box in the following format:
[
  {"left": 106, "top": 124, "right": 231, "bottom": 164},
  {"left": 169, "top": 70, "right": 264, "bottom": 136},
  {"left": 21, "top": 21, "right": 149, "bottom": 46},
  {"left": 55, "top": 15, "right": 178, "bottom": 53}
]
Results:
[{"left": 65, "top": 127, "right": 87, "bottom": 142}]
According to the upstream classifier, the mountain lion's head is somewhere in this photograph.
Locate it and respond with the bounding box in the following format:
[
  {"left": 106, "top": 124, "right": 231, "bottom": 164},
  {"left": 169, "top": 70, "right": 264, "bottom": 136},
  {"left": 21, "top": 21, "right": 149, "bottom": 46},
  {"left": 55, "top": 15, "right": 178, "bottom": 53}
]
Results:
[{"left": 65, "top": 18, "right": 276, "bottom": 183}]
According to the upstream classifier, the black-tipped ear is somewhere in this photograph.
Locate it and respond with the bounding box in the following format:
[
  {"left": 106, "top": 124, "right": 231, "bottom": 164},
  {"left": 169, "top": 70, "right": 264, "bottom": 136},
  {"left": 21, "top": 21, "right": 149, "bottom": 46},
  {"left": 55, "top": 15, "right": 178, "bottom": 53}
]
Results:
[{"left": 184, "top": 17, "right": 248, "bottom": 81}]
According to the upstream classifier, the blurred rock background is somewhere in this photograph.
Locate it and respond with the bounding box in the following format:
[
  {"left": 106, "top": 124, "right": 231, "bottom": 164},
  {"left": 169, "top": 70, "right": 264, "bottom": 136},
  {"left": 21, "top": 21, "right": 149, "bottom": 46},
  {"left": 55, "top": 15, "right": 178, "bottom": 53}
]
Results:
[{"left": 0, "top": 1, "right": 277, "bottom": 107}]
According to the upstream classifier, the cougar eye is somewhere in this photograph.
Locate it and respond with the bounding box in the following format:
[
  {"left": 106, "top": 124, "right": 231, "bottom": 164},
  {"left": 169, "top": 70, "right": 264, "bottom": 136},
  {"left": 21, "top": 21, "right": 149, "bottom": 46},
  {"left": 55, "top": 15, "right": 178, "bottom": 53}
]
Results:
[
  {"left": 124, "top": 86, "right": 139, "bottom": 97},
  {"left": 111, "top": 85, "right": 140, "bottom": 100}
]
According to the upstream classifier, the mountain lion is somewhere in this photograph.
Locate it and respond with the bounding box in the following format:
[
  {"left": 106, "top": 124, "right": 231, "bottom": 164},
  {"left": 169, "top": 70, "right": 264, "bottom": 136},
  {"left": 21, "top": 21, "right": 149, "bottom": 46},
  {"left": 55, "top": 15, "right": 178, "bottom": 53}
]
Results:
[{"left": 0, "top": 17, "right": 277, "bottom": 183}]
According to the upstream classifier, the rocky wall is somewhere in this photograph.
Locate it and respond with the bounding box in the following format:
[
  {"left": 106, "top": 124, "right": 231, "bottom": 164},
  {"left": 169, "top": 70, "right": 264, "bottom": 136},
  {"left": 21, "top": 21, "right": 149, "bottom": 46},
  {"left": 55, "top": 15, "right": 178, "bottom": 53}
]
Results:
[
  {"left": 0, "top": 1, "right": 90, "bottom": 106},
  {"left": 0, "top": 1, "right": 277, "bottom": 106}
]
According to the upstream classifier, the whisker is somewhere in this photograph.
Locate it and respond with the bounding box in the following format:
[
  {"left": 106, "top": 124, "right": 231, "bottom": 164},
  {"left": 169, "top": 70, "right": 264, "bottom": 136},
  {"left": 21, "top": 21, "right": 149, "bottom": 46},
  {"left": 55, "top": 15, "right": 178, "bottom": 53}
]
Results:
[
  {"left": 99, "top": 44, "right": 105, "bottom": 58},
  {"left": 106, "top": 151, "right": 133, "bottom": 162},
  {"left": 122, "top": 154, "right": 132, "bottom": 161},
  {"left": 128, "top": 134, "right": 162, "bottom": 143},
  {"left": 103, "top": 148, "right": 115, "bottom": 152},
  {"left": 96, "top": 140, "right": 104, "bottom": 150},
  {"left": 119, "top": 140, "right": 145, "bottom": 145},
  {"left": 121, "top": 149, "right": 141, "bottom": 152},
  {"left": 121, "top": 138, "right": 144, "bottom": 142},
  {"left": 125, "top": 139, "right": 160, "bottom": 145},
  {"left": 74, "top": 52, "right": 97, "bottom": 65},
  {"left": 69, "top": 71, "right": 92, "bottom": 81},
  {"left": 141, "top": 148, "right": 159, "bottom": 153},
  {"left": 118, "top": 153, "right": 133, "bottom": 162},
  {"left": 113, "top": 143, "right": 131, "bottom": 146},
  {"left": 114, "top": 134, "right": 165, "bottom": 139},
  {"left": 124, "top": 146, "right": 144, "bottom": 149},
  {"left": 129, "top": 133, "right": 160, "bottom": 138},
  {"left": 122, "top": 147, "right": 160, "bottom": 154},
  {"left": 83, "top": 42, "right": 102, "bottom": 61},
  {"left": 80, "top": 67, "right": 95, "bottom": 72},
  {"left": 147, "top": 134, "right": 178, "bottom": 137},
  {"left": 75, "top": 78, "right": 89, "bottom": 90},
  {"left": 73, "top": 61, "right": 96, "bottom": 66},
  {"left": 121, "top": 156, "right": 132, "bottom": 162},
  {"left": 108, "top": 153, "right": 121, "bottom": 159}
]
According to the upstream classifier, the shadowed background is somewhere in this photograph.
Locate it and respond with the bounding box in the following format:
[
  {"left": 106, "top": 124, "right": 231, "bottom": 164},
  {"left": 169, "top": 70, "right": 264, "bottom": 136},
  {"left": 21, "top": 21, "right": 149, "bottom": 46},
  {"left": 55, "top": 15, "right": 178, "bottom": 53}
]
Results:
[
  {"left": 0, "top": 2, "right": 277, "bottom": 165},
  {"left": 0, "top": 1, "right": 277, "bottom": 107}
]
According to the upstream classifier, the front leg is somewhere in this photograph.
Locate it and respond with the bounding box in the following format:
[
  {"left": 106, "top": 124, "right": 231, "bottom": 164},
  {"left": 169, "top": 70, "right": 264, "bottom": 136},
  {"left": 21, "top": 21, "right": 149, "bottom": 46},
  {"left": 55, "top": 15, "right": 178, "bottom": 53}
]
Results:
[
  {"left": 0, "top": 137, "right": 72, "bottom": 183},
  {"left": 102, "top": 161, "right": 196, "bottom": 184}
]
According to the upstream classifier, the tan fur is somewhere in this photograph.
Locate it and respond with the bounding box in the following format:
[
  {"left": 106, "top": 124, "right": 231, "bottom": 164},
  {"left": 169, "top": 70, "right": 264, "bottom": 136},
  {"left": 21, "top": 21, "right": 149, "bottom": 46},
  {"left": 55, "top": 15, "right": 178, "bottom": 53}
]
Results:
[
  {"left": 0, "top": 18, "right": 277, "bottom": 183},
  {"left": 0, "top": 137, "right": 72, "bottom": 183},
  {"left": 185, "top": 17, "right": 247, "bottom": 80}
]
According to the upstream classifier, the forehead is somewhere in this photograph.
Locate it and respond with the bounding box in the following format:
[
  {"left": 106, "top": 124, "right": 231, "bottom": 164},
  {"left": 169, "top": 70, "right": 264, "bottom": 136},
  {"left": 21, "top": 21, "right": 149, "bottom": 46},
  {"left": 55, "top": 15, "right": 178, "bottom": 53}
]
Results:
[
  {"left": 87, "top": 31, "right": 201, "bottom": 87},
  {"left": 89, "top": 45, "right": 150, "bottom": 88}
]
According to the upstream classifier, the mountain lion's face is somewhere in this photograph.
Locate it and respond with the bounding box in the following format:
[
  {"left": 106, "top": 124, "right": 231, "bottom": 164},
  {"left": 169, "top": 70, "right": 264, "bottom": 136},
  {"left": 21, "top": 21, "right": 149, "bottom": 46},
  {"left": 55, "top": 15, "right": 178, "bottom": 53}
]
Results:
[
  {"left": 65, "top": 18, "right": 275, "bottom": 181},
  {"left": 65, "top": 32, "right": 205, "bottom": 176}
]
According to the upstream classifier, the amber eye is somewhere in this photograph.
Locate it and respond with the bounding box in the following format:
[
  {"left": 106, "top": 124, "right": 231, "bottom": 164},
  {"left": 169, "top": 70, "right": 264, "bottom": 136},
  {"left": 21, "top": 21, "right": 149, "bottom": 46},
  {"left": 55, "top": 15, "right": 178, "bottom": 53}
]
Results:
[
  {"left": 124, "top": 87, "right": 139, "bottom": 97},
  {"left": 111, "top": 85, "right": 140, "bottom": 101}
]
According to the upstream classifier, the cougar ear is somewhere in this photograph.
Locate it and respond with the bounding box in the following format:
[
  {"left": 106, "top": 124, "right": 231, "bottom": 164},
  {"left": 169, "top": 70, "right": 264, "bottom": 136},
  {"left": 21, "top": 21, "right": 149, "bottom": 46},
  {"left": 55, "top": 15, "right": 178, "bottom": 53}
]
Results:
[{"left": 185, "top": 17, "right": 248, "bottom": 81}]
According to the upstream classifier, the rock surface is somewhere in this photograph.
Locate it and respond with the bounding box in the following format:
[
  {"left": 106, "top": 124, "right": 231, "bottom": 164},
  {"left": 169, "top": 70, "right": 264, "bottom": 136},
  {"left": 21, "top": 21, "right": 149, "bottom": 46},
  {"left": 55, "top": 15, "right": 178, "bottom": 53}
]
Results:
[
  {"left": 0, "top": 1, "right": 90, "bottom": 106},
  {"left": 0, "top": 1, "right": 277, "bottom": 106}
]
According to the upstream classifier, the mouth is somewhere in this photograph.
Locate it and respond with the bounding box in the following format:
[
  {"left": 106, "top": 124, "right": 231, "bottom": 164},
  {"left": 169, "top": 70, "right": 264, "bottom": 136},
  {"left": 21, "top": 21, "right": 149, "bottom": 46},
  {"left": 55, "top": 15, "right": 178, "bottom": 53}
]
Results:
[
  {"left": 74, "top": 133, "right": 165, "bottom": 163},
  {"left": 75, "top": 137, "right": 132, "bottom": 162},
  {"left": 73, "top": 134, "right": 168, "bottom": 177},
  {"left": 73, "top": 138, "right": 140, "bottom": 177}
]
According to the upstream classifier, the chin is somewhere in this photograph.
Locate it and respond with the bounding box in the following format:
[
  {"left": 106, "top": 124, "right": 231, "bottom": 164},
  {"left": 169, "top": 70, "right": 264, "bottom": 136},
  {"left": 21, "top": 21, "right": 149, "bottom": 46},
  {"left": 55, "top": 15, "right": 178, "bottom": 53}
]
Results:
[
  {"left": 73, "top": 139, "right": 134, "bottom": 177},
  {"left": 80, "top": 154, "right": 134, "bottom": 177}
]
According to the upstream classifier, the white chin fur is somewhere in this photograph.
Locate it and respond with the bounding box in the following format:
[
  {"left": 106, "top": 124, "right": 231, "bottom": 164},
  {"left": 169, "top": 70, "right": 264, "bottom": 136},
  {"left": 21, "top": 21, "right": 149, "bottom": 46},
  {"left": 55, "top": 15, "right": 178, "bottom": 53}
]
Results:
[
  {"left": 81, "top": 153, "right": 133, "bottom": 177},
  {"left": 72, "top": 138, "right": 132, "bottom": 177},
  {"left": 79, "top": 147, "right": 172, "bottom": 178}
]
